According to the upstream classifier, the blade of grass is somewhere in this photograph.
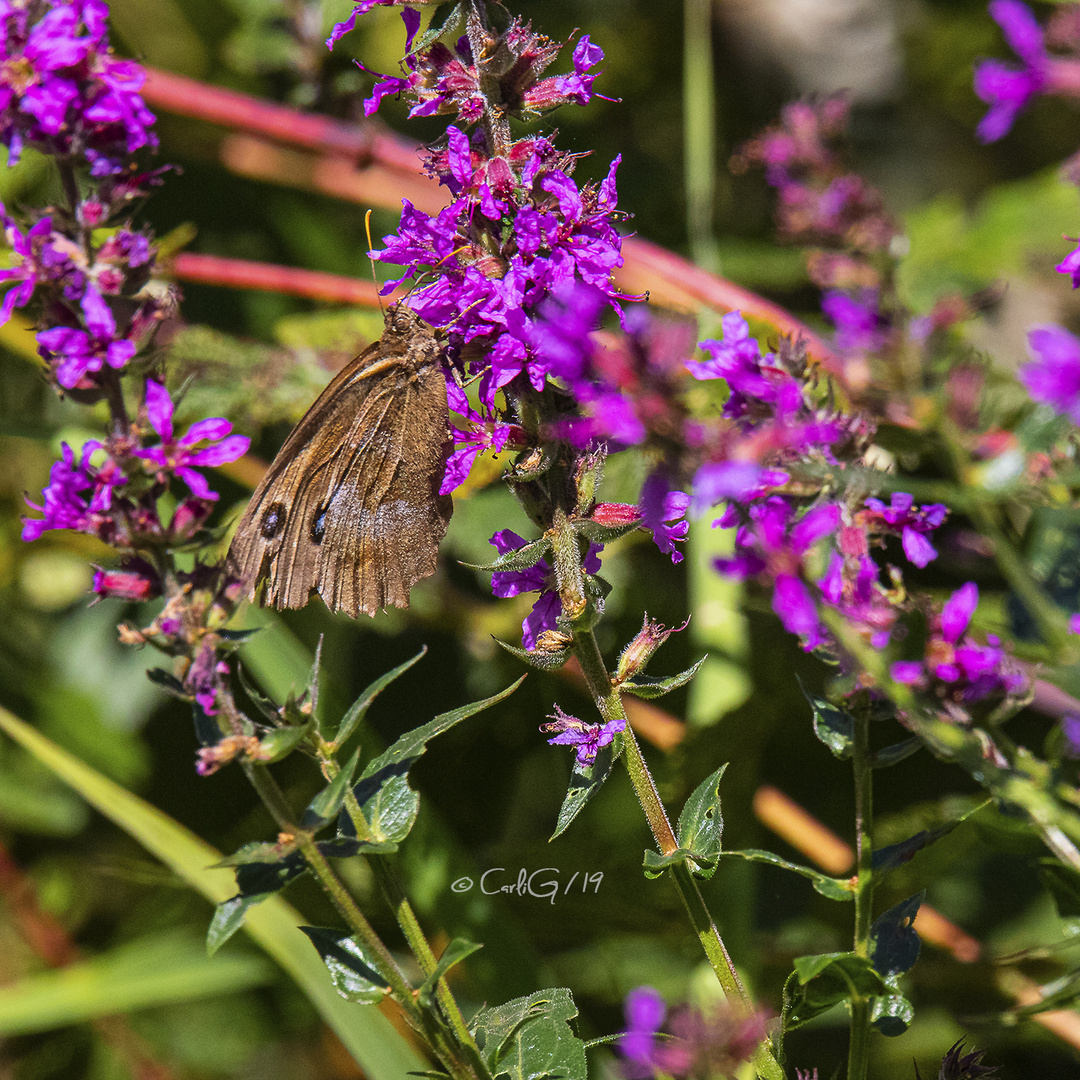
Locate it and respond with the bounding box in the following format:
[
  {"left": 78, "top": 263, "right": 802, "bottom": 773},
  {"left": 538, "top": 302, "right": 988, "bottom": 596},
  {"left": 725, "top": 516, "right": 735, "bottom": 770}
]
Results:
[{"left": 0, "top": 704, "right": 426, "bottom": 1078}]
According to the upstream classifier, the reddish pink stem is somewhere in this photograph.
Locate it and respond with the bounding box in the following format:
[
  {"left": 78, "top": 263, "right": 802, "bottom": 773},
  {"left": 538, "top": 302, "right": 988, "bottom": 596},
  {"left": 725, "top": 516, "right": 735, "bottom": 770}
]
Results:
[{"left": 172, "top": 252, "right": 392, "bottom": 306}]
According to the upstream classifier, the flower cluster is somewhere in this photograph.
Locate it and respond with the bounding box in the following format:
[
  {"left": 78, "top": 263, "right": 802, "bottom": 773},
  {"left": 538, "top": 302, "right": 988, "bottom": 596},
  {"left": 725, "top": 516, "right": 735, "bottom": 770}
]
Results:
[
  {"left": 619, "top": 986, "right": 769, "bottom": 1080},
  {"left": 0, "top": 0, "right": 158, "bottom": 173}
]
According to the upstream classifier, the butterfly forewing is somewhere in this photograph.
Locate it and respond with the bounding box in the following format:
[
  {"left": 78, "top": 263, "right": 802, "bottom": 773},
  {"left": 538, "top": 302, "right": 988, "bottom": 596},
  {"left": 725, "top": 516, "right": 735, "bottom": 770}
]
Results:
[{"left": 227, "top": 305, "right": 453, "bottom": 617}]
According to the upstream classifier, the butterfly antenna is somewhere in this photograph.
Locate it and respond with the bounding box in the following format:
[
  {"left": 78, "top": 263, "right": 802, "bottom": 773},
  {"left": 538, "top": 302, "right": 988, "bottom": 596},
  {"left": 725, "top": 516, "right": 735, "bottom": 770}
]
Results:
[{"left": 364, "top": 210, "right": 386, "bottom": 316}]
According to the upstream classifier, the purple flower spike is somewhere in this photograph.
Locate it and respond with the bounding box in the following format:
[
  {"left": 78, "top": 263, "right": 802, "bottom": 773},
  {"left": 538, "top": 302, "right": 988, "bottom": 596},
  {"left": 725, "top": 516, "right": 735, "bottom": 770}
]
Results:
[
  {"left": 639, "top": 470, "right": 690, "bottom": 563},
  {"left": 620, "top": 986, "right": 666, "bottom": 1079}
]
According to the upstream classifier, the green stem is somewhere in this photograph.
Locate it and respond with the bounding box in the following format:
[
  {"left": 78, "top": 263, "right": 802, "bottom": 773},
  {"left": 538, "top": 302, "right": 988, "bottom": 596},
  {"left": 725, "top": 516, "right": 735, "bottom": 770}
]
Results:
[
  {"left": 322, "top": 759, "right": 488, "bottom": 1073},
  {"left": 847, "top": 709, "right": 875, "bottom": 1080}
]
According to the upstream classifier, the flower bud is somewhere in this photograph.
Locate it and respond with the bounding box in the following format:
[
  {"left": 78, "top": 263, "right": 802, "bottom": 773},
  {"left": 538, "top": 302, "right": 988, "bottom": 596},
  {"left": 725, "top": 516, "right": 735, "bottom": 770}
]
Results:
[{"left": 614, "top": 614, "right": 687, "bottom": 685}]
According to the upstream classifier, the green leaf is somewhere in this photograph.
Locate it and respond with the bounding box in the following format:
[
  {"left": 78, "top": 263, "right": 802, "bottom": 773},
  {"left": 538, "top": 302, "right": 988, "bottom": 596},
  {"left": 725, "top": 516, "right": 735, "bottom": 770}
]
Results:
[
  {"left": 1037, "top": 858, "right": 1080, "bottom": 928},
  {"left": 873, "top": 826, "right": 956, "bottom": 872},
  {"left": 208, "top": 894, "right": 271, "bottom": 955},
  {"left": 715, "top": 849, "right": 853, "bottom": 901},
  {"left": 871, "top": 892, "right": 924, "bottom": 977},
  {"left": 0, "top": 933, "right": 273, "bottom": 1036},
  {"left": 786, "top": 953, "right": 890, "bottom": 1028},
  {"left": 0, "top": 705, "right": 425, "bottom": 1079},
  {"left": 343, "top": 678, "right": 525, "bottom": 845},
  {"left": 304, "top": 748, "right": 361, "bottom": 829},
  {"left": 495, "top": 638, "right": 570, "bottom": 671},
  {"left": 551, "top": 740, "right": 616, "bottom": 840},
  {"left": 331, "top": 648, "right": 428, "bottom": 748},
  {"left": 675, "top": 763, "right": 726, "bottom": 878},
  {"left": 871, "top": 990, "right": 914, "bottom": 1037},
  {"left": 146, "top": 668, "right": 187, "bottom": 697},
  {"left": 621, "top": 656, "right": 707, "bottom": 699},
  {"left": 299, "top": 927, "right": 390, "bottom": 1004},
  {"left": 417, "top": 938, "right": 484, "bottom": 1005},
  {"left": 462, "top": 535, "right": 552, "bottom": 573},
  {"left": 870, "top": 737, "right": 922, "bottom": 769},
  {"left": 642, "top": 847, "right": 695, "bottom": 878},
  {"left": 471, "top": 987, "right": 586, "bottom": 1080},
  {"left": 800, "top": 684, "right": 854, "bottom": 760},
  {"left": 237, "top": 663, "right": 282, "bottom": 724}
]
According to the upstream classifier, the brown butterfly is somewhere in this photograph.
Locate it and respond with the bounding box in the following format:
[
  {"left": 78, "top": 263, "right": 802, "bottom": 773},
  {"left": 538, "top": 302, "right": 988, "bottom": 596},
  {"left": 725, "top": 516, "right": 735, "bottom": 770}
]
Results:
[{"left": 227, "top": 303, "right": 453, "bottom": 617}]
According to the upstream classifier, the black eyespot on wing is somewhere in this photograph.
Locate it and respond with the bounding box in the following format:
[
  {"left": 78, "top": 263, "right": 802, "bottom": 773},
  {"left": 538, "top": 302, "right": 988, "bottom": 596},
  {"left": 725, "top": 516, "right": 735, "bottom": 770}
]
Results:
[
  {"left": 311, "top": 506, "right": 327, "bottom": 544},
  {"left": 261, "top": 503, "right": 286, "bottom": 539}
]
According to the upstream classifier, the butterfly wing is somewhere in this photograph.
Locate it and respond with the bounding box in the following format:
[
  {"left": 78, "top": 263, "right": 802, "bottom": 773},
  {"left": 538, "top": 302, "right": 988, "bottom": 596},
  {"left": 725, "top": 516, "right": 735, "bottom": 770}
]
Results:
[{"left": 227, "top": 315, "right": 452, "bottom": 617}]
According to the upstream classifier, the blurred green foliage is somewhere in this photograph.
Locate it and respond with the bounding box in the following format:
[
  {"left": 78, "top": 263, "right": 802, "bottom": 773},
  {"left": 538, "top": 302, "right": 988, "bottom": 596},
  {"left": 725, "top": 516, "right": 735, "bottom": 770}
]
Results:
[{"left": 5, "top": 0, "right": 1080, "bottom": 1078}]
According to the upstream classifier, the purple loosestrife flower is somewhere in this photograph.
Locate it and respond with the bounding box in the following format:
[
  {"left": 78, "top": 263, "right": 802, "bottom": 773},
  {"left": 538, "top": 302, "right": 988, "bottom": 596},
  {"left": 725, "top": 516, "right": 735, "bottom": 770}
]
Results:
[
  {"left": 22, "top": 439, "right": 125, "bottom": 541},
  {"left": 0, "top": 205, "right": 54, "bottom": 322},
  {"left": 541, "top": 705, "right": 622, "bottom": 767},
  {"left": 1062, "top": 714, "right": 1080, "bottom": 758},
  {"left": 714, "top": 497, "right": 841, "bottom": 648},
  {"left": 0, "top": 0, "right": 158, "bottom": 173},
  {"left": 974, "top": 0, "right": 1049, "bottom": 143},
  {"left": 1021, "top": 324, "right": 1080, "bottom": 424},
  {"left": 821, "top": 289, "right": 890, "bottom": 355},
  {"left": 490, "top": 529, "right": 602, "bottom": 650},
  {"left": 135, "top": 380, "right": 249, "bottom": 500},
  {"left": 639, "top": 470, "right": 690, "bottom": 564},
  {"left": 36, "top": 287, "right": 135, "bottom": 387},
  {"left": 860, "top": 493, "right": 948, "bottom": 568},
  {"left": 620, "top": 986, "right": 666, "bottom": 1079}
]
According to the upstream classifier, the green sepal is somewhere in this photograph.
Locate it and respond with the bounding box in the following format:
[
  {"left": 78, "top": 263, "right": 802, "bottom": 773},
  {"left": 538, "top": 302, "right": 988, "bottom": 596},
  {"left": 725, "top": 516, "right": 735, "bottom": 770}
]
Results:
[
  {"left": 303, "top": 748, "right": 362, "bottom": 829},
  {"left": 551, "top": 740, "right": 617, "bottom": 840},
  {"left": 237, "top": 664, "right": 281, "bottom": 724},
  {"left": 258, "top": 719, "right": 314, "bottom": 764},
  {"left": 299, "top": 926, "right": 390, "bottom": 1004},
  {"left": 784, "top": 953, "right": 890, "bottom": 1029},
  {"left": 417, "top": 938, "right": 483, "bottom": 1006},
  {"left": 146, "top": 668, "right": 187, "bottom": 697},
  {"left": 470, "top": 987, "right": 586, "bottom": 1080},
  {"left": 714, "top": 848, "right": 853, "bottom": 901},
  {"left": 331, "top": 647, "right": 428, "bottom": 749},
  {"left": 622, "top": 657, "right": 707, "bottom": 699},
  {"left": 495, "top": 637, "right": 570, "bottom": 670},
  {"left": 340, "top": 677, "right": 525, "bottom": 845},
  {"left": 572, "top": 518, "right": 642, "bottom": 545},
  {"left": 673, "top": 763, "right": 726, "bottom": 878},
  {"left": 461, "top": 535, "right": 552, "bottom": 573},
  {"left": 801, "top": 684, "right": 854, "bottom": 759}
]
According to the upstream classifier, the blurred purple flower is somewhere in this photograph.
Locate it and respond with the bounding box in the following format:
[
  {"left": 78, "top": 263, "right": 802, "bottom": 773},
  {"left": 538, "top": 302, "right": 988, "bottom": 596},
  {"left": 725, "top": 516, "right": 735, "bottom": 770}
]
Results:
[
  {"left": 134, "top": 380, "right": 249, "bottom": 500},
  {"left": 639, "top": 470, "right": 690, "bottom": 563},
  {"left": 861, "top": 493, "right": 948, "bottom": 568},
  {"left": 620, "top": 986, "right": 666, "bottom": 1079},
  {"left": 821, "top": 289, "right": 889, "bottom": 354},
  {"left": 1021, "top": 324, "right": 1080, "bottom": 424},
  {"left": 974, "top": 0, "right": 1049, "bottom": 142}
]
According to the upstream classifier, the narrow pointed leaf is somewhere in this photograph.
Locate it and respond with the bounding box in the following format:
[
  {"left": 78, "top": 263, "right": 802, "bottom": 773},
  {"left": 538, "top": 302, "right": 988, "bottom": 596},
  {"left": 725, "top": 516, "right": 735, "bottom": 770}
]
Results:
[
  {"left": 621, "top": 657, "right": 707, "bottom": 699},
  {"left": 332, "top": 648, "right": 428, "bottom": 748},
  {"left": 303, "top": 748, "right": 361, "bottom": 828},
  {"left": 342, "top": 678, "right": 525, "bottom": 845},
  {"left": 495, "top": 637, "right": 571, "bottom": 670},
  {"left": 461, "top": 535, "right": 552, "bottom": 573},
  {"left": 551, "top": 741, "right": 616, "bottom": 840},
  {"left": 237, "top": 663, "right": 282, "bottom": 724},
  {"left": 258, "top": 719, "right": 314, "bottom": 763},
  {"left": 714, "top": 848, "right": 853, "bottom": 901},
  {"left": 871, "top": 736, "right": 922, "bottom": 769},
  {"left": 870, "top": 892, "right": 924, "bottom": 977},
  {"left": 799, "top": 682, "right": 854, "bottom": 759},
  {"left": 417, "top": 938, "right": 483, "bottom": 1004},
  {"left": 299, "top": 926, "right": 390, "bottom": 1003},
  {"left": 208, "top": 894, "right": 271, "bottom": 954}
]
